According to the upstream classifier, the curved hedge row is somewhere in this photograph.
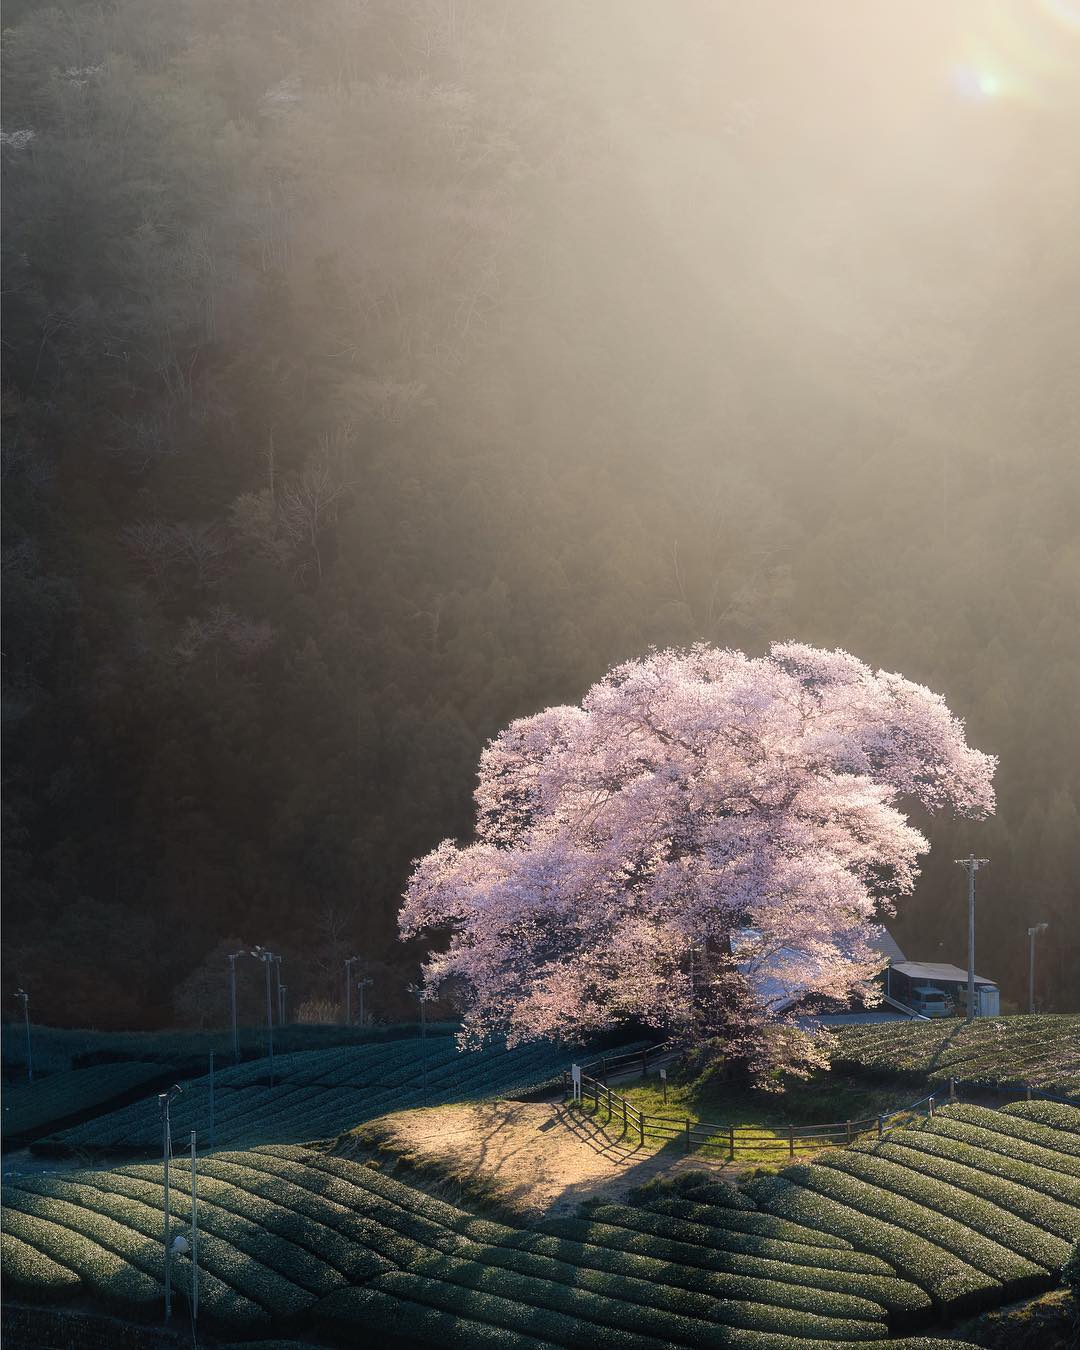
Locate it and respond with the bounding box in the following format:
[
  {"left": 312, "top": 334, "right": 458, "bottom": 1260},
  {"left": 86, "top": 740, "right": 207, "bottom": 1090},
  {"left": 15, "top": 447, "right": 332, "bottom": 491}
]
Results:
[
  {"left": 2, "top": 1062, "right": 167, "bottom": 1140},
  {"left": 1000, "top": 1099, "right": 1080, "bottom": 1132},
  {"left": 1, "top": 1144, "right": 906, "bottom": 1345},
  {"left": 832, "top": 1014, "right": 1080, "bottom": 1096},
  {"left": 748, "top": 1101, "right": 1080, "bottom": 1318},
  {"left": 5, "top": 1103, "right": 1075, "bottom": 1345},
  {"left": 43, "top": 1037, "right": 627, "bottom": 1154}
]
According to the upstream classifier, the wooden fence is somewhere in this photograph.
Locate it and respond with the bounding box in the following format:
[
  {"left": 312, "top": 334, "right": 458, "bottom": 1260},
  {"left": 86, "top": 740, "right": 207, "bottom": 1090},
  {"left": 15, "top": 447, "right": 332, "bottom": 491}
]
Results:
[{"left": 563, "top": 1066, "right": 943, "bottom": 1159}]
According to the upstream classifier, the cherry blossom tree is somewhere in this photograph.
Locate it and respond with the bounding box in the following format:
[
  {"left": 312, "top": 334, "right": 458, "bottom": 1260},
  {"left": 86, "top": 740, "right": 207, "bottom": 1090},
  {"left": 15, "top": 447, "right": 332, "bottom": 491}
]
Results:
[{"left": 400, "top": 643, "right": 996, "bottom": 1077}]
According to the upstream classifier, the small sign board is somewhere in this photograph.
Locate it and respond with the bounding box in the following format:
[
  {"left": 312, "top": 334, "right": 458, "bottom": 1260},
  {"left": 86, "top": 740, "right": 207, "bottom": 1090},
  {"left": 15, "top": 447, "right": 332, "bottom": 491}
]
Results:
[
  {"left": 659, "top": 1067, "right": 667, "bottom": 1080},
  {"left": 571, "top": 1063, "right": 582, "bottom": 1102}
]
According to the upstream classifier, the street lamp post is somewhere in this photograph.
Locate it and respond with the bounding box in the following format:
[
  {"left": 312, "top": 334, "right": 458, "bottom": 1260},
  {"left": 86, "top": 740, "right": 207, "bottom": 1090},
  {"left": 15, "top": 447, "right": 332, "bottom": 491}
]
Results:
[
  {"left": 344, "top": 956, "right": 361, "bottom": 1024},
  {"left": 227, "top": 951, "right": 246, "bottom": 1065},
  {"left": 159, "top": 1084, "right": 183, "bottom": 1321},
  {"left": 356, "top": 977, "right": 373, "bottom": 1029},
  {"left": 250, "top": 948, "right": 276, "bottom": 1085},
  {"left": 345, "top": 957, "right": 360, "bottom": 1024},
  {"left": 15, "top": 989, "right": 32, "bottom": 1082},
  {"left": 1027, "top": 923, "right": 1049, "bottom": 1014},
  {"left": 407, "top": 983, "right": 432, "bottom": 1091},
  {"left": 954, "top": 855, "right": 989, "bottom": 1022}
]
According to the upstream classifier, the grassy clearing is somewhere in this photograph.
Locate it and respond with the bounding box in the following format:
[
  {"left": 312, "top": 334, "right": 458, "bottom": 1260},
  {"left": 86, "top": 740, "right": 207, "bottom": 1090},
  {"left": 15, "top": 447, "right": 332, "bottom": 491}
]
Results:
[{"left": 603, "top": 1071, "right": 924, "bottom": 1162}]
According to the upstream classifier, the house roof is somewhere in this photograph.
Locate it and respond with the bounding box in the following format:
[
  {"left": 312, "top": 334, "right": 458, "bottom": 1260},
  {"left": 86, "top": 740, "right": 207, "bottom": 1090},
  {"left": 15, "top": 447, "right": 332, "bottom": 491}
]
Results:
[
  {"left": 892, "top": 961, "right": 997, "bottom": 987},
  {"left": 732, "top": 924, "right": 912, "bottom": 1012},
  {"left": 872, "top": 928, "right": 907, "bottom": 965}
]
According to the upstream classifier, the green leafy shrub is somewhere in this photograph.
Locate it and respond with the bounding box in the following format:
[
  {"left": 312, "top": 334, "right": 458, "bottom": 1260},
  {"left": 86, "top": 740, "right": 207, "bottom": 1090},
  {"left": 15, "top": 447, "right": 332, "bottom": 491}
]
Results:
[
  {"left": 832, "top": 1015, "right": 1080, "bottom": 1097},
  {"left": 783, "top": 1160, "right": 1044, "bottom": 1294},
  {"left": 815, "top": 1147, "right": 1071, "bottom": 1272},
  {"left": 0, "top": 1202, "right": 163, "bottom": 1314},
  {"left": 0, "top": 1230, "right": 81, "bottom": 1298},
  {"left": 1000, "top": 1100, "right": 1080, "bottom": 1132},
  {"left": 849, "top": 1135, "right": 1080, "bottom": 1241},
  {"left": 2, "top": 1062, "right": 167, "bottom": 1139},
  {"left": 924, "top": 1113, "right": 1080, "bottom": 1178},
  {"left": 747, "top": 1174, "right": 992, "bottom": 1315},
  {"left": 941, "top": 1103, "right": 1080, "bottom": 1159}
]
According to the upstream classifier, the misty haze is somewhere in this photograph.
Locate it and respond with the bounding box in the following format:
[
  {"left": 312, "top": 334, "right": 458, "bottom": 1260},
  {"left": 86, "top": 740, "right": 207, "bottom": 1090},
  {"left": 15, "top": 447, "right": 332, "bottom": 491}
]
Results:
[{"left": 2, "top": 5, "right": 1079, "bottom": 1346}]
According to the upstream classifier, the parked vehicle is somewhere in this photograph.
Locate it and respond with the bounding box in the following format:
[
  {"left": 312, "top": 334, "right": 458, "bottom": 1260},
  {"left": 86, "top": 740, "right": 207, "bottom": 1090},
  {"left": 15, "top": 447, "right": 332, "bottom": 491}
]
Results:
[{"left": 908, "top": 984, "right": 953, "bottom": 1018}]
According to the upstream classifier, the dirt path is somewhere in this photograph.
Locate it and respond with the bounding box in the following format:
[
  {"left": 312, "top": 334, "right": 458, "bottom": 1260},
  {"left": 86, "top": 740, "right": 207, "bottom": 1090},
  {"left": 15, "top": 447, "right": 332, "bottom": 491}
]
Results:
[{"left": 365, "top": 1099, "right": 743, "bottom": 1219}]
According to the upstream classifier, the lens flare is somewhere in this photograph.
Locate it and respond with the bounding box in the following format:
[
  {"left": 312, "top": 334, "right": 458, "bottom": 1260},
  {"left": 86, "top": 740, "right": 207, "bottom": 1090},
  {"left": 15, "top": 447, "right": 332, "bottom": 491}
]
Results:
[
  {"left": 952, "top": 64, "right": 1005, "bottom": 101},
  {"left": 952, "top": 0, "right": 1080, "bottom": 105}
]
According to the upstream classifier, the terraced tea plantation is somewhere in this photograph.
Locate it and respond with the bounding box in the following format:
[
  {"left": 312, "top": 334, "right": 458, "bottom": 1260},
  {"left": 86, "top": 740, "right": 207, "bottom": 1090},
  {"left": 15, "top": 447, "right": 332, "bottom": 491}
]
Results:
[
  {"left": 2, "top": 1062, "right": 171, "bottom": 1144},
  {"left": 5, "top": 1101, "right": 1078, "bottom": 1347},
  {"left": 0, "top": 1020, "right": 462, "bottom": 1081},
  {"left": 832, "top": 1013, "right": 1080, "bottom": 1096},
  {"left": 6, "top": 1124, "right": 1042, "bottom": 1349},
  {"left": 4, "top": 1025, "right": 1079, "bottom": 1349},
  {"left": 40, "top": 1037, "right": 622, "bottom": 1154}
]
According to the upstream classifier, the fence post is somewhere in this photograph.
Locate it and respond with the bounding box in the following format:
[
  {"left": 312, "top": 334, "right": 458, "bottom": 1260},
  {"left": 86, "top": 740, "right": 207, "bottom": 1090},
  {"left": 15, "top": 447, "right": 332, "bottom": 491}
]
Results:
[
  {"left": 685, "top": 1119, "right": 691, "bottom": 1153},
  {"left": 606, "top": 1085, "right": 613, "bottom": 1121},
  {"left": 728, "top": 1126, "right": 735, "bottom": 1162},
  {"left": 928, "top": 1096, "right": 935, "bottom": 1120},
  {"left": 602, "top": 1056, "right": 608, "bottom": 1085},
  {"left": 845, "top": 1120, "right": 852, "bottom": 1146},
  {"left": 622, "top": 1099, "right": 627, "bottom": 1137},
  {"left": 788, "top": 1126, "right": 795, "bottom": 1159},
  {"left": 877, "top": 1114, "right": 884, "bottom": 1139},
  {"left": 639, "top": 1114, "right": 645, "bottom": 1146}
]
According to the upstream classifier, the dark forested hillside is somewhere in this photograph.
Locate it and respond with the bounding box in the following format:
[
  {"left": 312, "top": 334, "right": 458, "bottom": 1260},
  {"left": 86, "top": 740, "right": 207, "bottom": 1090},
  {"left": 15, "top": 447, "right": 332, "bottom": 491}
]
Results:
[{"left": 3, "top": 0, "right": 1078, "bottom": 1027}]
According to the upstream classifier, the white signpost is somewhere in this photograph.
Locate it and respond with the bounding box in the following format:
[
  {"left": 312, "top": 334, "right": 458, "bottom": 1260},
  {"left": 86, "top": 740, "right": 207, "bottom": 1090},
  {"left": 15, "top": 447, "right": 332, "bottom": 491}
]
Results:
[{"left": 571, "top": 1063, "right": 582, "bottom": 1104}]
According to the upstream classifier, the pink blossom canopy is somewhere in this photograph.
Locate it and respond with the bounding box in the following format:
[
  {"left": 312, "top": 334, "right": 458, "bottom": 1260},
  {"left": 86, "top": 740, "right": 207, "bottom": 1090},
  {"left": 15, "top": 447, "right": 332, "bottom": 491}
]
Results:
[{"left": 400, "top": 643, "right": 996, "bottom": 1054}]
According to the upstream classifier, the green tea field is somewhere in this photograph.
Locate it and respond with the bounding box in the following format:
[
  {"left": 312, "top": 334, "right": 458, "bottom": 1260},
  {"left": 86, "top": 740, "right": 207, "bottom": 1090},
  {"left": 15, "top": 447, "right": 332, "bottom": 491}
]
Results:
[
  {"left": 831, "top": 1014, "right": 1080, "bottom": 1097},
  {"left": 3, "top": 1023, "right": 1079, "bottom": 1348}
]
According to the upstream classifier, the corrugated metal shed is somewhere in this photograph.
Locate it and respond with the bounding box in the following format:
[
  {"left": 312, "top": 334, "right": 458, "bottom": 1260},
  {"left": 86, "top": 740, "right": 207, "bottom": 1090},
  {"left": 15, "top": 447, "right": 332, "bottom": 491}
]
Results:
[{"left": 892, "top": 960, "right": 997, "bottom": 986}]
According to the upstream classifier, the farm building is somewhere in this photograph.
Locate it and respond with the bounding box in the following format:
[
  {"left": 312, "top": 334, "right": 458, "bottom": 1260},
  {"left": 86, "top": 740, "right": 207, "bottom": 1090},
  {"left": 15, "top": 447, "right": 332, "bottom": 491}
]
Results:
[
  {"left": 885, "top": 960, "right": 1001, "bottom": 1017},
  {"left": 778, "top": 927, "right": 1002, "bottom": 1025}
]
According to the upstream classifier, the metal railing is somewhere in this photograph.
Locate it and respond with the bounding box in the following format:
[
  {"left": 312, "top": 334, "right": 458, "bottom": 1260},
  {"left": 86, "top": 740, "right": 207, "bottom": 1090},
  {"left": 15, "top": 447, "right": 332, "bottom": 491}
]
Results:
[
  {"left": 575, "top": 1041, "right": 676, "bottom": 1084},
  {"left": 564, "top": 1067, "right": 944, "bottom": 1159}
]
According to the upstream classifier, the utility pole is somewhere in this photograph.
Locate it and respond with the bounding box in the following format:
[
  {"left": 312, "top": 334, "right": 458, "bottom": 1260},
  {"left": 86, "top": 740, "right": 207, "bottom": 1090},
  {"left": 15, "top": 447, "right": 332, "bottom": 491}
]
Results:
[
  {"left": 954, "top": 855, "right": 989, "bottom": 1022},
  {"left": 407, "top": 982, "right": 431, "bottom": 1091},
  {"left": 158, "top": 1085, "right": 183, "bottom": 1321},
  {"left": 1027, "top": 923, "right": 1048, "bottom": 1014},
  {"left": 356, "top": 977, "right": 373, "bottom": 1029},
  {"left": 278, "top": 984, "right": 287, "bottom": 1026},
  {"left": 15, "top": 989, "right": 32, "bottom": 1082},
  {"left": 227, "top": 951, "right": 246, "bottom": 1065},
  {"left": 250, "top": 948, "right": 275, "bottom": 1084},
  {"left": 189, "top": 1130, "right": 199, "bottom": 1325},
  {"left": 344, "top": 956, "right": 361, "bottom": 1024}
]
